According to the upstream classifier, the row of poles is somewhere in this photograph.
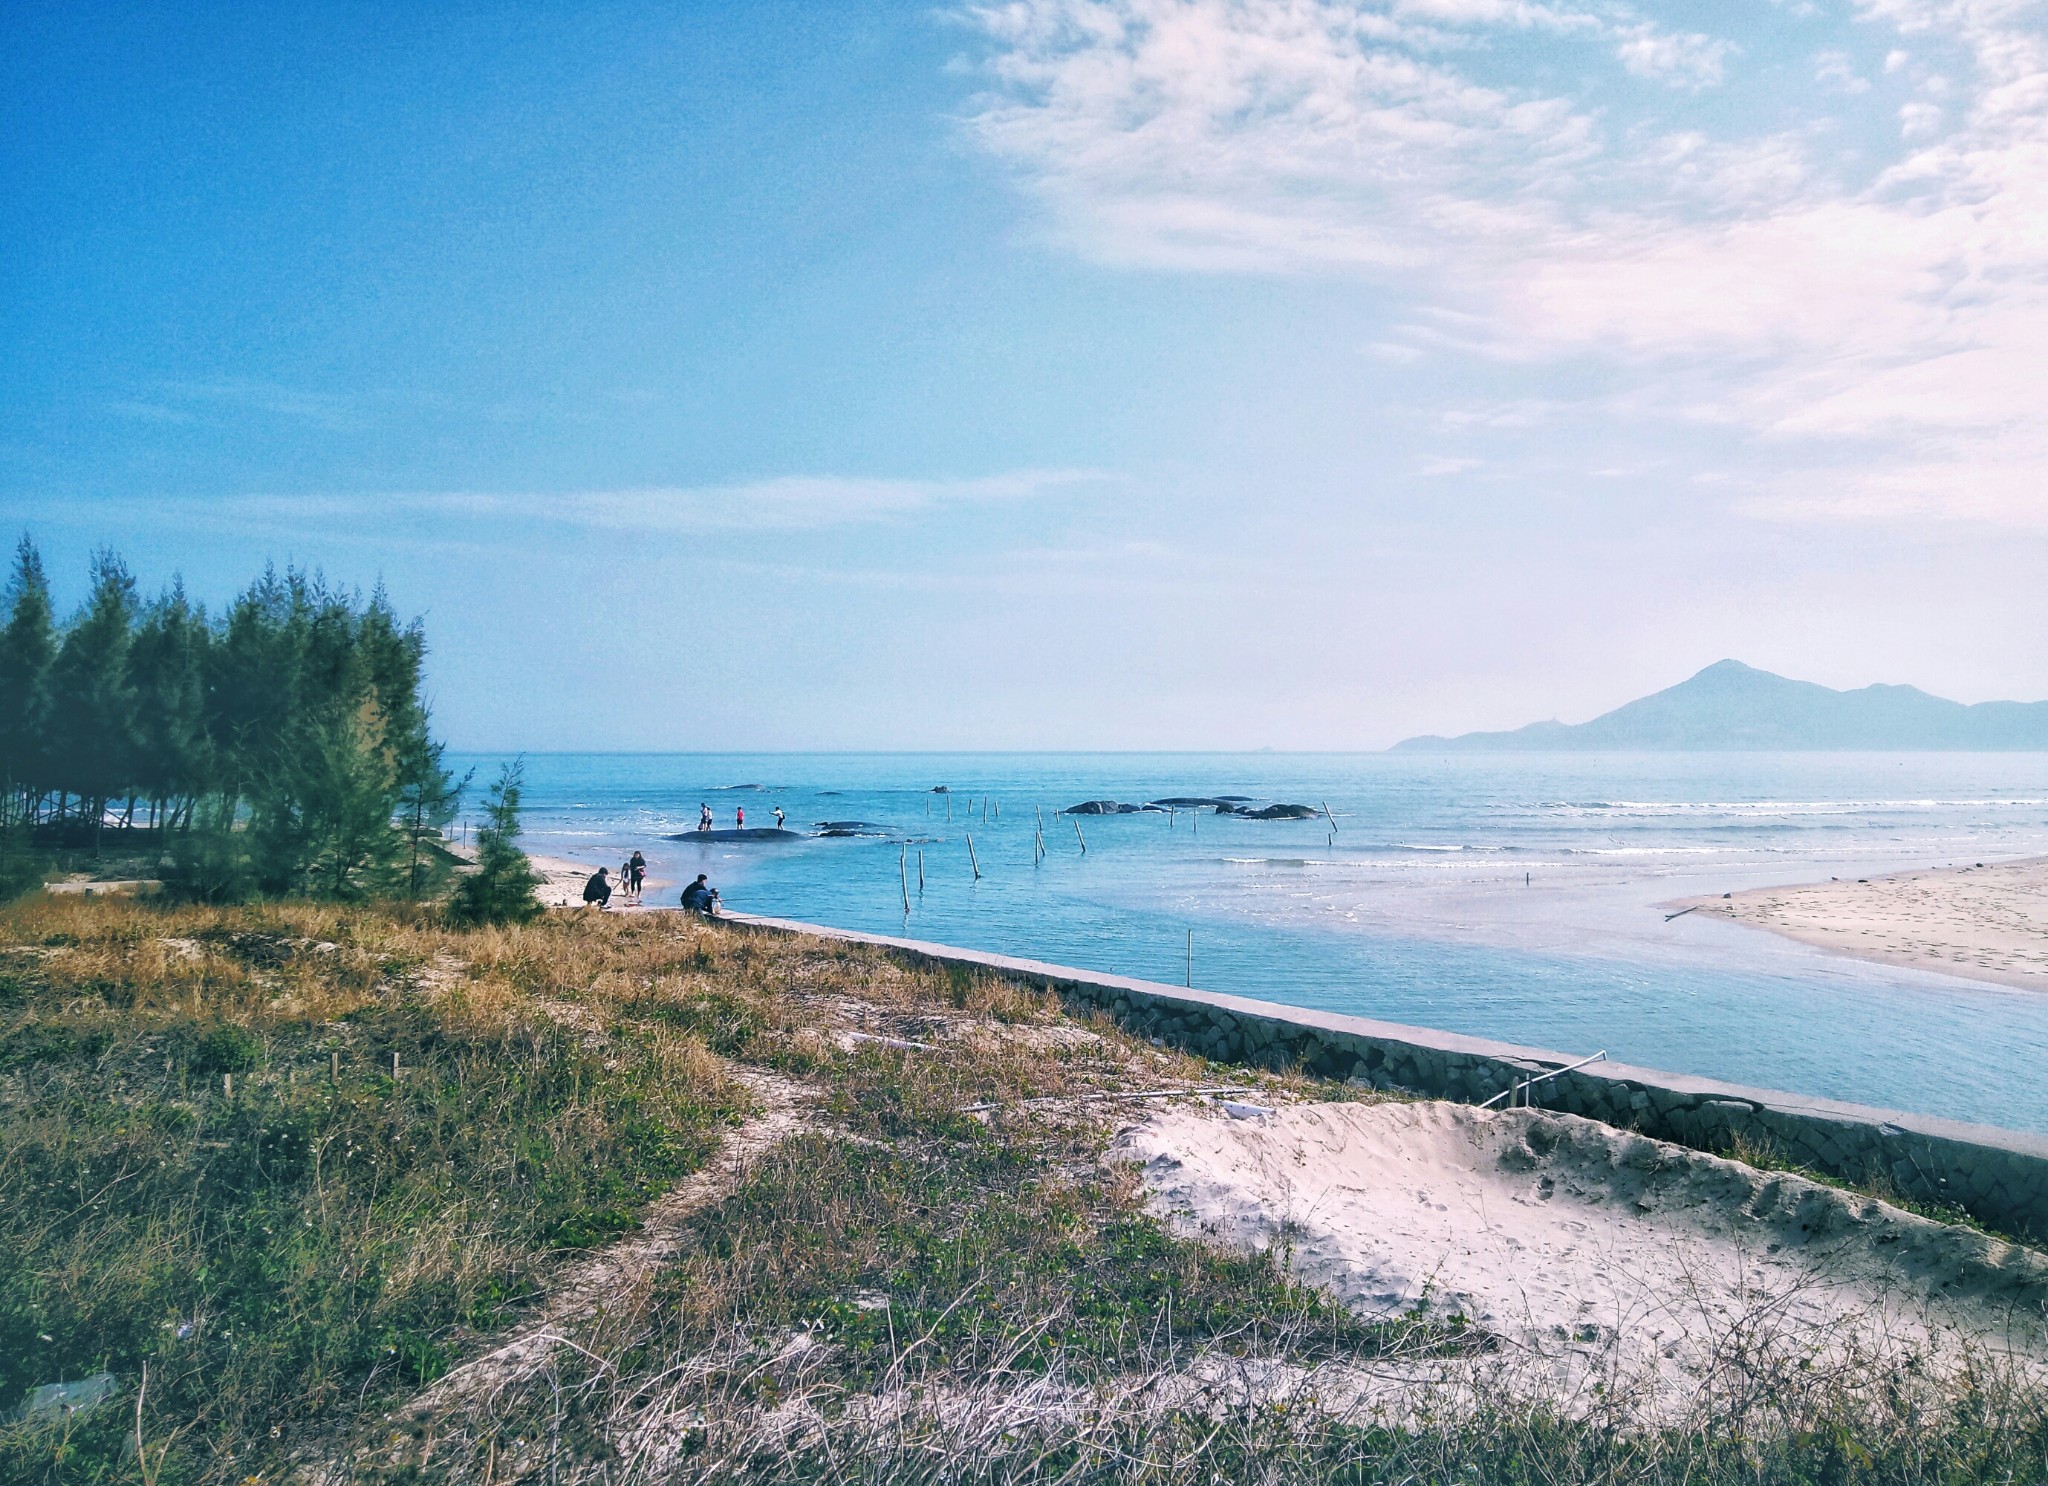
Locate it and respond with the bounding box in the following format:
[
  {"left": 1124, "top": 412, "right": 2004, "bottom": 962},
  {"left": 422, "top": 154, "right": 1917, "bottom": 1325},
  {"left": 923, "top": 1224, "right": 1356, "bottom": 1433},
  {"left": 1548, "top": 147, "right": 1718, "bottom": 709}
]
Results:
[{"left": 891, "top": 796, "right": 1340, "bottom": 986}]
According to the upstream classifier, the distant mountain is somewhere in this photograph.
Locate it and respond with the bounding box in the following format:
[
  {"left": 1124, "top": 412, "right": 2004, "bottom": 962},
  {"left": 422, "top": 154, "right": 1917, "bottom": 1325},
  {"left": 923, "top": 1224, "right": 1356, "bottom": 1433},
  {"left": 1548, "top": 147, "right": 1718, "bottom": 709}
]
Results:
[{"left": 1392, "top": 660, "right": 2048, "bottom": 751}]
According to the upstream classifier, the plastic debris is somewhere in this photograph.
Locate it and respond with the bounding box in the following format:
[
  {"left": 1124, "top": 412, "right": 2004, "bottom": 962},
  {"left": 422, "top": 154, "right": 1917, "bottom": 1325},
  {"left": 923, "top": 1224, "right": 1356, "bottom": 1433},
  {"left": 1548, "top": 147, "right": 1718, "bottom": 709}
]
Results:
[{"left": 8, "top": 1373, "right": 117, "bottom": 1424}]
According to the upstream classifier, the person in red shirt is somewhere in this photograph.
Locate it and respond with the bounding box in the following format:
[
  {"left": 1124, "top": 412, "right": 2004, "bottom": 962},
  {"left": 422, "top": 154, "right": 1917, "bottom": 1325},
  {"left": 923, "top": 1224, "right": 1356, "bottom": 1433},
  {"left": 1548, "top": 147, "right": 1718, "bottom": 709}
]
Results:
[{"left": 736, "top": 806, "right": 745, "bottom": 829}]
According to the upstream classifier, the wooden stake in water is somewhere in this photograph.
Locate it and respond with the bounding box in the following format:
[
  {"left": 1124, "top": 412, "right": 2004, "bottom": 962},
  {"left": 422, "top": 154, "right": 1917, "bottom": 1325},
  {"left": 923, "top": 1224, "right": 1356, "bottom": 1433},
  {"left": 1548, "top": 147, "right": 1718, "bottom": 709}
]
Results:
[
  {"left": 1072, "top": 817, "right": 1086, "bottom": 853},
  {"left": 1186, "top": 929, "right": 1193, "bottom": 988},
  {"left": 1322, "top": 800, "right": 1337, "bottom": 833},
  {"left": 946, "top": 794, "right": 952, "bottom": 822},
  {"left": 918, "top": 849, "right": 925, "bottom": 893},
  {"left": 900, "top": 845, "right": 911, "bottom": 913},
  {"left": 967, "top": 834, "right": 981, "bottom": 880}
]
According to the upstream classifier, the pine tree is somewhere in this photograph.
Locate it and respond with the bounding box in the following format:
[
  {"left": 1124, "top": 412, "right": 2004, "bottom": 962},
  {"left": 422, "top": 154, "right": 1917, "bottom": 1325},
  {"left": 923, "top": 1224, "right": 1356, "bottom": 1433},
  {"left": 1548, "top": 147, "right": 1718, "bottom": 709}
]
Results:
[
  {"left": 46, "top": 550, "right": 138, "bottom": 849},
  {"left": 0, "top": 537, "right": 58, "bottom": 829},
  {"left": 128, "top": 580, "right": 211, "bottom": 832},
  {"left": 447, "top": 762, "right": 544, "bottom": 926}
]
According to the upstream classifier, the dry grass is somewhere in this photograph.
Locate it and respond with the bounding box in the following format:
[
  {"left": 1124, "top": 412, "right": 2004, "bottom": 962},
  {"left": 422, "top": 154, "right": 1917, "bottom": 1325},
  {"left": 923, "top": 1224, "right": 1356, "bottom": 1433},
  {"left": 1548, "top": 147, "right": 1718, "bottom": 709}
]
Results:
[{"left": 7, "top": 897, "right": 2048, "bottom": 1485}]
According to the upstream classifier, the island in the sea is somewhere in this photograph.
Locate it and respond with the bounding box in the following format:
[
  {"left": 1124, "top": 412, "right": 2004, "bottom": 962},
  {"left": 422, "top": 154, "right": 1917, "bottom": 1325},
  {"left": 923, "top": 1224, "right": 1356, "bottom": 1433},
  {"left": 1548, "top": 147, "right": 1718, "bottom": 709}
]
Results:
[{"left": 1394, "top": 658, "right": 2048, "bottom": 751}]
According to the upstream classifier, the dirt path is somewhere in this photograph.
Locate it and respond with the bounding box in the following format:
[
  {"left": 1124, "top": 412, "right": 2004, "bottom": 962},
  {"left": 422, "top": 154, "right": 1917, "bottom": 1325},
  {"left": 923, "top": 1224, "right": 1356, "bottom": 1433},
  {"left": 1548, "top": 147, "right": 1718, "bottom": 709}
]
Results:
[{"left": 392, "top": 1065, "right": 816, "bottom": 1419}]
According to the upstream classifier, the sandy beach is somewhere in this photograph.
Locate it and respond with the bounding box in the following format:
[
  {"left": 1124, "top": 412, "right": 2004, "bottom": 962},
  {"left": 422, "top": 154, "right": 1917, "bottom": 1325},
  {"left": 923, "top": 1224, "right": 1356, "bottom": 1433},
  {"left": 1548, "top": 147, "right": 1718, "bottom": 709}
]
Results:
[
  {"left": 529, "top": 852, "right": 676, "bottom": 911},
  {"left": 1670, "top": 856, "right": 2048, "bottom": 992},
  {"left": 1119, "top": 1098, "right": 2048, "bottom": 1400}
]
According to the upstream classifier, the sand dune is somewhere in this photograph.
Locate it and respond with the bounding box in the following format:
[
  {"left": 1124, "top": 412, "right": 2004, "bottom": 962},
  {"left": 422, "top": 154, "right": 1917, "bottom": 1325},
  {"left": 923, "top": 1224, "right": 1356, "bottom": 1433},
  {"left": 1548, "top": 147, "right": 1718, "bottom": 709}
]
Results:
[
  {"left": 1116, "top": 1099, "right": 2048, "bottom": 1396},
  {"left": 1674, "top": 857, "right": 2048, "bottom": 991}
]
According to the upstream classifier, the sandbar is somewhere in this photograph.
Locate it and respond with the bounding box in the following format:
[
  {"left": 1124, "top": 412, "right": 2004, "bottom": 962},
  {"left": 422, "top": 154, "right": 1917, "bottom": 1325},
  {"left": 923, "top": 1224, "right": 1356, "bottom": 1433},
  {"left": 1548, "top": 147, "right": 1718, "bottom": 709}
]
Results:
[{"left": 1671, "top": 856, "right": 2048, "bottom": 992}]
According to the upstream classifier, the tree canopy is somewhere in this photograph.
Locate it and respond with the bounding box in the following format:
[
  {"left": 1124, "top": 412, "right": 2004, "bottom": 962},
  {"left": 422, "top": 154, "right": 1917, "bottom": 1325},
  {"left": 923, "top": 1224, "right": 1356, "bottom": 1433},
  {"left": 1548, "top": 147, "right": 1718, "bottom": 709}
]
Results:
[{"left": 0, "top": 536, "right": 467, "bottom": 900}]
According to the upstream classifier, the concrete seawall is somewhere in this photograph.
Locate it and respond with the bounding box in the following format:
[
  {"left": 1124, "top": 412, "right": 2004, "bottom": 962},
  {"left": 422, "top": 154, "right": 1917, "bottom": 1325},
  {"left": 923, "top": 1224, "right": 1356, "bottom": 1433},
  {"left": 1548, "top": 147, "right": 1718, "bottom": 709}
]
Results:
[{"left": 724, "top": 912, "right": 2048, "bottom": 1244}]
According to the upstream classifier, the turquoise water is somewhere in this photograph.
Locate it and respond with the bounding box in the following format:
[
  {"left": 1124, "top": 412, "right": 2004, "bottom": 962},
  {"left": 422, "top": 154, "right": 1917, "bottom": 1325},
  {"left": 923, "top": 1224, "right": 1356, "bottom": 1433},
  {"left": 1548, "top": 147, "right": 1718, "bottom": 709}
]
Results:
[{"left": 456, "top": 752, "right": 2048, "bottom": 1135}]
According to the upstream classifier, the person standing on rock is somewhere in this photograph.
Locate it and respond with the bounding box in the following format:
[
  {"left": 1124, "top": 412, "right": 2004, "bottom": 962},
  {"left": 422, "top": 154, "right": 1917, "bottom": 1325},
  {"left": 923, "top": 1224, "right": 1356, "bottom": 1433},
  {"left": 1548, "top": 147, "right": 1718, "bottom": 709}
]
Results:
[
  {"left": 698, "top": 803, "right": 713, "bottom": 832},
  {"left": 773, "top": 806, "right": 785, "bottom": 830},
  {"left": 735, "top": 805, "right": 745, "bottom": 829}
]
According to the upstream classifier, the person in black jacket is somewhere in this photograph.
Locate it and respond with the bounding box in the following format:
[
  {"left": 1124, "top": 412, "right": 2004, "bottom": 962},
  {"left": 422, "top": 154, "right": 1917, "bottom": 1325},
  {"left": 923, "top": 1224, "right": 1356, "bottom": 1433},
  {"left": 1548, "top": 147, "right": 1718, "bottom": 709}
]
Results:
[
  {"left": 582, "top": 867, "right": 613, "bottom": 909},
  {"left": 680, "top": 874, "right": 720, "bottom": 916}
]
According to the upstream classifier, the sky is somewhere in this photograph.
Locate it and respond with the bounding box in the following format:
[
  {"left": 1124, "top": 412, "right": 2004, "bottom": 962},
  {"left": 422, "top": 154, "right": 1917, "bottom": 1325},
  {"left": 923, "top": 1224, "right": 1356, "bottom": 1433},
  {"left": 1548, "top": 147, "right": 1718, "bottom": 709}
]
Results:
[{"left": 5, "top": 0, "right": 2048, "bottom": 750}]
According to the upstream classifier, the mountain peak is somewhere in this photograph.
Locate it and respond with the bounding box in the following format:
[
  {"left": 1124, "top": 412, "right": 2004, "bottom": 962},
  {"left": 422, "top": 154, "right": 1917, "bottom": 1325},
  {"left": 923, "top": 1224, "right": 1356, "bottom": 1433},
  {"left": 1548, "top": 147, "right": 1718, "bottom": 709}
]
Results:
[{"left": 1392, "top": 664, "right": 2048, "bottom": 752}]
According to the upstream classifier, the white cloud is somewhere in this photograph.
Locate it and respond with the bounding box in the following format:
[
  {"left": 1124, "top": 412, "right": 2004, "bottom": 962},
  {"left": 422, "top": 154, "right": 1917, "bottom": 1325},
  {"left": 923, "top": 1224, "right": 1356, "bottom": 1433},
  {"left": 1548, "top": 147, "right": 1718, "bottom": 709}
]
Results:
[
  {"left": 1814, "top": 49, "right": 1870, "bottom": 92},
  {"left": 1613, "top": 24, "right": 1732, "bottom": 87},
  {"left": 1899, "top": 98, "right": 1944, "bottom": 134},
  {"left": 152, "top": 472, "right": 1110, "bottom": 537},
  {"left": 964, "top": 0, "right": 2048, "bottom": 528}
]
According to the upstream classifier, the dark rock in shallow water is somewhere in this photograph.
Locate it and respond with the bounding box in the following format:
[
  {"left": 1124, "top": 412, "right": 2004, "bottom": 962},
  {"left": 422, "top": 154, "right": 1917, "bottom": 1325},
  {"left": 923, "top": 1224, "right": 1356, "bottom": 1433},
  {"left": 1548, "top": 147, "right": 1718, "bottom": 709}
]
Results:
[
  {"left": 814, "top": 821, "right": 890, "bottom": 837},
  {"left": 930, "top": 786, "right": 951, "bottom": 793},
  {"left": 665, "top": 827, "right": 803, "bottom": 843},
  {"left": 1065, "top": 800, "right": 1150, "bottom": 815},
  {"left": 1152, "top": 796, "right": 1234, "bottom": 808},
  {"left": 1230, "top": 803, "right": 1320, "bottom": 820}
]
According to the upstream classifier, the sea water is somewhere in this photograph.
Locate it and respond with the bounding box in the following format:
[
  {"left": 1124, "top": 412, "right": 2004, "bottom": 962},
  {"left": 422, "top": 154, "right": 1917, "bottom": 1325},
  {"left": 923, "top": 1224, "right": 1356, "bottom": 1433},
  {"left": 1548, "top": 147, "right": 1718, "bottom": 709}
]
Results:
[{"left": 455, "top": 752, "right": 2048, "bottom": 1135}]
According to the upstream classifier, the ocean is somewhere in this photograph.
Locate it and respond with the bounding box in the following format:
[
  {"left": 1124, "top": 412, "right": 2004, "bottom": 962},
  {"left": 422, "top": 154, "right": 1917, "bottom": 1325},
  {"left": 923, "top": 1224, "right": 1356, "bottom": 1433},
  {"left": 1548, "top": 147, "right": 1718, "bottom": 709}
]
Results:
[{"left": 452, "top": 751, "right": 2048, "bottom": 1135}]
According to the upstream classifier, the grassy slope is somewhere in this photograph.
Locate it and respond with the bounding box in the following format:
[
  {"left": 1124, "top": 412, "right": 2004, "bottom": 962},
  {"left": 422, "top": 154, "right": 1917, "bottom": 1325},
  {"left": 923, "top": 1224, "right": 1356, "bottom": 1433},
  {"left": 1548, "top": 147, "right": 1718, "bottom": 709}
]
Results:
[{"left": 2, "top": 898, "right": 2046, "bottom": 1484}]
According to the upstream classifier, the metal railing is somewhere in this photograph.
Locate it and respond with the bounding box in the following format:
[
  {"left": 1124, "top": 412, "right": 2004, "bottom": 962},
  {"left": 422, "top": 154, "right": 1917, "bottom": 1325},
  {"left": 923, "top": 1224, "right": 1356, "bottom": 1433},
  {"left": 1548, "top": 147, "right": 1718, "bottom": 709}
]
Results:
[{"left": 1479, "top": 1050, "right": 1607, "bottom": 1110}]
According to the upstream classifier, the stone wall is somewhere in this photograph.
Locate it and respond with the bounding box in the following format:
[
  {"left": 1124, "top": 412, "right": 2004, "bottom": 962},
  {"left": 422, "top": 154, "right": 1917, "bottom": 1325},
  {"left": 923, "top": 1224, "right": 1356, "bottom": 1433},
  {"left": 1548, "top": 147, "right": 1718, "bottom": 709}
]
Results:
[{"left": 726, "top": 913, "right": 2048, "bottom": 1245}]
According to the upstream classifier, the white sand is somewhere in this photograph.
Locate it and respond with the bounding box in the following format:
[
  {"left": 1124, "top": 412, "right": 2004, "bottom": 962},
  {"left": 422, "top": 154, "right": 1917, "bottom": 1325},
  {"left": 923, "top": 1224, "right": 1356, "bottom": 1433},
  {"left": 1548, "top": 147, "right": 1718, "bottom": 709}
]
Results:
[
  {"left": 1116, "top": 1099, "right": 2048, "bottom": 1392},
  {"left": 1674, "top": 856, "right": 2048, "bottom": 992},
  {"left": 529, "top": 852, "right": 672, "bottom": 912}
]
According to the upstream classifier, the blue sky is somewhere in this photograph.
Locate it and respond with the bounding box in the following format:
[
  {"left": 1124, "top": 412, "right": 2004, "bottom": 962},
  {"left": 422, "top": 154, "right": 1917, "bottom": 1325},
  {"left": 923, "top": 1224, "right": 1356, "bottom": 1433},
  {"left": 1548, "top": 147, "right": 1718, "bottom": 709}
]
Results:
[{"left": 6, "top": 0, "right": 2047, "bottom": 748}]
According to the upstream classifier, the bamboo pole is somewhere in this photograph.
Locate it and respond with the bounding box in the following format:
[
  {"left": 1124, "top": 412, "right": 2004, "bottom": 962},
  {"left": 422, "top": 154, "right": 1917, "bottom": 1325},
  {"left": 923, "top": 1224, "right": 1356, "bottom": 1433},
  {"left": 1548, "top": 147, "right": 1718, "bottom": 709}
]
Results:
[
  {"left": 900, "top": 845, "right": 911, "bottom": 912},
  {"left": 1186, "top": 929, "right": 1193, "bottom": 988},
  {"left": 1072, "top": 818, "right": 1086, "bottom": 853},
  {"left": 967, "top": 834, "right": 981, "bottom": 880},
  {"left": 917, "top": 849, "right": 925, "bottom": 893}
]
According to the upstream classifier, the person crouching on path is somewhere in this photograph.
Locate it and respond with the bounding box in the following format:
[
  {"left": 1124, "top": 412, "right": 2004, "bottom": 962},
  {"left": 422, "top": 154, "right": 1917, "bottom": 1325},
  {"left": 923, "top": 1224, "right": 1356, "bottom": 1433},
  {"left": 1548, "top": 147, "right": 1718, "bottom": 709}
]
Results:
[
  {"left": 582, "top": 867, "right": 613, "bottom": 910},
  {"left": 680, "top": 873, "right": 720, "bottom": 916}
]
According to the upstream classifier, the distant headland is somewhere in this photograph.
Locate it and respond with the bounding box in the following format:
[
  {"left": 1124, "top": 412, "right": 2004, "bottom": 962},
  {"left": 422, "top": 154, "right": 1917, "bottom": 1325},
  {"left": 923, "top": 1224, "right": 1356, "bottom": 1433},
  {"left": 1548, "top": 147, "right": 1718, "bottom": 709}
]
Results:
[{"left": 1393, "top": 659, "right": 2048, "bottom": 752}]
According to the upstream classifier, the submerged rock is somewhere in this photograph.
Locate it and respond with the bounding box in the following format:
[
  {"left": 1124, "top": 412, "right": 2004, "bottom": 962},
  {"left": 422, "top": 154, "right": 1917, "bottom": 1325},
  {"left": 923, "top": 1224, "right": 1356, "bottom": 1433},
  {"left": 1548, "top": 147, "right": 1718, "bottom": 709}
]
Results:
[
  {"left": 813, "top": 821, "right": 890, "bottom": 837},
  {"left": 1065, "top": 800, "right": 1151, "bottom": 815},
  {"left": 1230, "top": 803, "right": 1321, "bottom": 820},
  {"left": 665, "top": 828, "right": 804, "bottom": 842}
]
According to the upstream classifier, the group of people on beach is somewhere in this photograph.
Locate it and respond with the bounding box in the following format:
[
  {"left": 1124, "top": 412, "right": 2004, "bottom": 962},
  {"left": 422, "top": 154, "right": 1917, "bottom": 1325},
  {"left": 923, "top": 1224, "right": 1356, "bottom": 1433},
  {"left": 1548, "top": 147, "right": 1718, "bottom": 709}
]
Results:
[{"left": 581, "top": 851, "right": 720, "bottom": 917}]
